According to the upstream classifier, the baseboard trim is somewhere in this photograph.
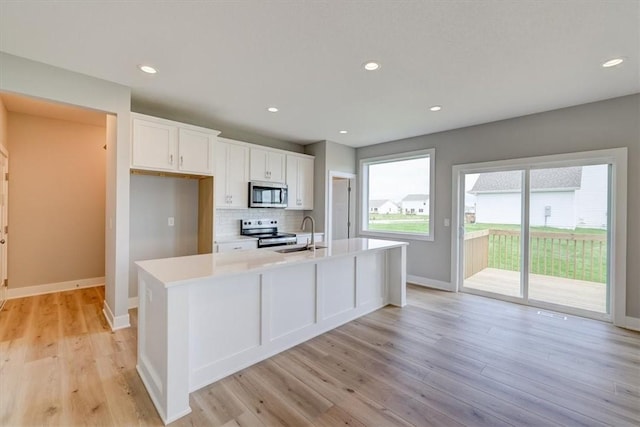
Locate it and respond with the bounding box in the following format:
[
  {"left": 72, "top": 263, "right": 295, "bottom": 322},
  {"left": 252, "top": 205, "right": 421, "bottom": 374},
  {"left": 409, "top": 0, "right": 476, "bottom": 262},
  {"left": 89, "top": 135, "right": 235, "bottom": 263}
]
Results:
[
  {"left": 7, "top": 277, "right": 105, "bottom": 299},
  {"left": 102, "top": 300, "right": 131, "bottom": 331},
  {"left": 129, "top": 296, "right": 139, "bottom": 309},
  {"left": 624, "top": 316, "right": 640, "bottom": 332},
  {"left": 407, "top": 275, "right": 454, "bottom": 292}
]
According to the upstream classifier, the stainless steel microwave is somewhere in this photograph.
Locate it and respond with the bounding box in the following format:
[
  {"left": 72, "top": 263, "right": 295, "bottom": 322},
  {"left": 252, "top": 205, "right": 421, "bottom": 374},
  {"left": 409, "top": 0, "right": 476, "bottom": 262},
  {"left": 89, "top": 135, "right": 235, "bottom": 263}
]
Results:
[{"left": 249, "top": 181, "right": 288, "bottom": 208}]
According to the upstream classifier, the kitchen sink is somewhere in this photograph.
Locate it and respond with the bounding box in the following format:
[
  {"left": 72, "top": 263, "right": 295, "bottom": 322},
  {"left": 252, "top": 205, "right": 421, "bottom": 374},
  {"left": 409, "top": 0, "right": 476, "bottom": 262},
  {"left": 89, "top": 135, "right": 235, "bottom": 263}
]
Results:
[{"left": 273, "top": 244, "right": 326, "bottom": 254}]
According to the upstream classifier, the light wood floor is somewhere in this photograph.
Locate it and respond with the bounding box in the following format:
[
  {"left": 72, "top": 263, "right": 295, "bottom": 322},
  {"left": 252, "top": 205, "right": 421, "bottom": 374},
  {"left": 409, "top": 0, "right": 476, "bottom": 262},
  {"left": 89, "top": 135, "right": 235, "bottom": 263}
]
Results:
[{"left": 1, "top": 285, "right": 639, "bottom": 426}]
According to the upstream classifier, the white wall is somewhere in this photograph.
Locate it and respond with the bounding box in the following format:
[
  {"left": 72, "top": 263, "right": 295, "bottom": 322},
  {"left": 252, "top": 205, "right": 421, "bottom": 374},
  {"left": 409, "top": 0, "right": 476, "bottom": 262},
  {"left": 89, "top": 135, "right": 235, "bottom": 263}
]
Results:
[
  {"left": 356, "top": 94, "right": 640, "bottom": 318},
  {"left": 476, "top": 191, "right": 576, "bottom": 228},
  {"left": 0, "top": 52, "right": 131, "bottom": 328},
  {"left": 129, "top": 174, "right": 199, "bottom": 297},
  {"left": 575, "top": 164, "right": 608, "bottom": 228}
]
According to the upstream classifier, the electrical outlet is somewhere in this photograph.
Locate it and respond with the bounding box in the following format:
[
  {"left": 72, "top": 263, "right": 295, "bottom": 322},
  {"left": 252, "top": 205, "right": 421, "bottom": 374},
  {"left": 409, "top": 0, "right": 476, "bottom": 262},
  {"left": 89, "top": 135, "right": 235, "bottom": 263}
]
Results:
[
  {"left": 168, "top": 217, "right": 175, "bottom": 227},
  {"left": 444, "top": 218, "right": 450, "bottom": 227}
]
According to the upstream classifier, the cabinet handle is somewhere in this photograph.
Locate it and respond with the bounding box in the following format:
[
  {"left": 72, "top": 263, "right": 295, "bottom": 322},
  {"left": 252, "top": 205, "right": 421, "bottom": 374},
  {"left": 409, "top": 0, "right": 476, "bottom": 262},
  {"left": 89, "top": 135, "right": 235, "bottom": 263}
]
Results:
[
  {"left": 169, "top": 154, "right": 174, "bottom": 165},
  {"left": 180, "top": 155, "right": 184, "bottom": 166}
]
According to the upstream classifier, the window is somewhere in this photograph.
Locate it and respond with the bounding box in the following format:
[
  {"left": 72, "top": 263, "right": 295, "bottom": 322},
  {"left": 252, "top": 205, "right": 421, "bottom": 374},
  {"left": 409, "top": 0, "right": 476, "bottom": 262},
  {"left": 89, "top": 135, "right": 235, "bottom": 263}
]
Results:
[{"left": 360, "top": 148, "right": 435, "bottom": 240}]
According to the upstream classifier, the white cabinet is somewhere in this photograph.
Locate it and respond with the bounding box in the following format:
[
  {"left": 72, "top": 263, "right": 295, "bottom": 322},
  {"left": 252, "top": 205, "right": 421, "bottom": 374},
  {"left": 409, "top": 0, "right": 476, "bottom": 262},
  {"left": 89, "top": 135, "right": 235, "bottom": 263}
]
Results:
[
  {"left": 286, "top": 154, "right": 314, "bottom": 210},
  {"left": 215, "top": 139, "right": 249, "bottom": 208},
  {"left": 177, "top": 128, "right": 215, "bottom": 175},
  {"left": 131, "top": 114, "right": 218, "bottom": 175},
  {"left": 250, "top": 148, "right": 285, "bottom": 182},
  {"left": 216, "top": 240, "right": 257, "bottom": 253}
]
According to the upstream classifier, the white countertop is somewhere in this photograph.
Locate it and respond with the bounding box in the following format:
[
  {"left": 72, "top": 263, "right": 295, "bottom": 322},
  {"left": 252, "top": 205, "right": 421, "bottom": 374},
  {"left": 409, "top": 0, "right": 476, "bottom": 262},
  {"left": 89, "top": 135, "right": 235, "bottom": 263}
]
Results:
[{"left": 137, "top": 238, "right": 407, "bottom": 288}]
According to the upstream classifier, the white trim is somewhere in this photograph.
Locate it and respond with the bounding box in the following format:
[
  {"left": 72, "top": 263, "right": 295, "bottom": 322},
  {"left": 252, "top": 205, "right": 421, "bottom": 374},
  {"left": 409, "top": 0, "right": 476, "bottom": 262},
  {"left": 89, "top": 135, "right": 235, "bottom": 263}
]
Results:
[
  {"left": 102, "top": 300, "right": 131, "bottom": 331},
  {"left": 129, "top": 296, "right": 139, "bottom": 309},
  {"left": 359, "top": 148, "right": 435, "bottom": 241},
  {"left": 451, "top": 148, "right": 627, "bottom": 326},
  {"left": 407, "top": 275, "right": 454, "bottom": 292},
  {"left": 624, "top": 316, "right": 640, "bottom": 332},
  {"left": 7, "top": 277, "right": 104, "bottom": 299}
]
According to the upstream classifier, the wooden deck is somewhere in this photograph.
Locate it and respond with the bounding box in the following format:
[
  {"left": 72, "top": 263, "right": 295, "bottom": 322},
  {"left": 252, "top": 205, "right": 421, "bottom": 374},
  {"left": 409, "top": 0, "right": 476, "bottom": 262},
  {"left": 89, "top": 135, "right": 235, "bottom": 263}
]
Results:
[{"left": 464, "top": 267, "right": 607, "bottom": 313}]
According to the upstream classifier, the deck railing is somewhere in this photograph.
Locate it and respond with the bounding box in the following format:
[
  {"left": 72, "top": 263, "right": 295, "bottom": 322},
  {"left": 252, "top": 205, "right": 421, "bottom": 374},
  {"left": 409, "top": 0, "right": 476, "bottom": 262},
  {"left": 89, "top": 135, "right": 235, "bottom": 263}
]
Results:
[{"left": 464, "top": 229, "right": 607, "bottom": 283}]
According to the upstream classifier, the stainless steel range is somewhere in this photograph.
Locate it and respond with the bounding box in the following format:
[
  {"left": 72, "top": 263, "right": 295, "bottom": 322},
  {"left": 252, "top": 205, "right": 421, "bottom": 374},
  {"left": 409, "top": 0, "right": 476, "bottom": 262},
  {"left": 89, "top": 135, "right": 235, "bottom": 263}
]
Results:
[{"left": 240, "top": 219, "right": 297, "bottom": 248}]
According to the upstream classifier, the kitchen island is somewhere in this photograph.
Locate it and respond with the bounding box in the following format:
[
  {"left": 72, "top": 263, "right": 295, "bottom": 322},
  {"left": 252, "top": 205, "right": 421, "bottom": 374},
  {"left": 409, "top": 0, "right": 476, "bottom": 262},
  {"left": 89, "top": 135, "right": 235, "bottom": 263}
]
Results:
[{"left": 136, "top": 238, "right": 407, "bottom": 425}]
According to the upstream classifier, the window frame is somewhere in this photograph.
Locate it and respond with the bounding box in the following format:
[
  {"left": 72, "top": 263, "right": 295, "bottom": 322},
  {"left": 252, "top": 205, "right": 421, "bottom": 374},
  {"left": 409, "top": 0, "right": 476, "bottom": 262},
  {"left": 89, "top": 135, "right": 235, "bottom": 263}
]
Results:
[{"left": 359, "top": 148, "right": 435, "bottom": 241}]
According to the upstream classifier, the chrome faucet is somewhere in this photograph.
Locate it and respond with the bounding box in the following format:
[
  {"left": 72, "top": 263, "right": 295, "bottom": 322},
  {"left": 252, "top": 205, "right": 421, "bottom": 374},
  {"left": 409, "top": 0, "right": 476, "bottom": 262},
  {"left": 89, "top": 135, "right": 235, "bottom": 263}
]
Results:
[{"left": 300, "top": 215, "right": 315, "bottom": 250}]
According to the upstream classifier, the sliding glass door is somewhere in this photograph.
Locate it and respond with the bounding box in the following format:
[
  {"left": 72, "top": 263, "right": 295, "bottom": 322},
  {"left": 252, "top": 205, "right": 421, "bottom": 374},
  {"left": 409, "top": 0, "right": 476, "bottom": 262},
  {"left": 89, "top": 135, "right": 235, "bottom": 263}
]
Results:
[
  {"left": 527, "top": 165, "right": 609, "bottom": 314},
  {"left": 458, "top": 161, "right": 611, "bottom": 319},
  {"left": 462, "top": 170, "right": 524, "bottom": 298}
]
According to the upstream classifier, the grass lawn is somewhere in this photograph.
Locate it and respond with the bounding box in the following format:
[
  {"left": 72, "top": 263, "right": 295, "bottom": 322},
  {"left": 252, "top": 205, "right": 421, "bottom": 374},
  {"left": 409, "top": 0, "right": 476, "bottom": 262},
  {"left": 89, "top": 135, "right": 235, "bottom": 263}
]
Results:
[
  {"left": 368, "top": 214, "right": 429, "bottom": 233},
  {"left": 368, "top": 221, "right": 429, "bottom": 233}
]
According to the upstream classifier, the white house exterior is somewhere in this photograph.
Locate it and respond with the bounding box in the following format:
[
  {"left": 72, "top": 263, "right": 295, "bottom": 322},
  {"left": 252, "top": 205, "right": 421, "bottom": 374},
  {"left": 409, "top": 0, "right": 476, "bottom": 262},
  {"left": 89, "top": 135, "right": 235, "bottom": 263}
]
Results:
[
  {"left": 400, "top": 194, "right": 429, "bottom": 215},
  {"left": 369, "top": 199, "right": 399, "bottom": 214},
  {"left": 469, "top": 166, "right": 607, "bottom": 229}
]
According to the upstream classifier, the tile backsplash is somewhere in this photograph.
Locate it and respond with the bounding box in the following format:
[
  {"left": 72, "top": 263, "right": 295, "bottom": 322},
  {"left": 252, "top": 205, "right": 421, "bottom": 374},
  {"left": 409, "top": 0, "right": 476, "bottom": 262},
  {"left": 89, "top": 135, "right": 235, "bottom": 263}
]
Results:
[{"left": 215, "top": 209, "right": 305, "bottom": 238}]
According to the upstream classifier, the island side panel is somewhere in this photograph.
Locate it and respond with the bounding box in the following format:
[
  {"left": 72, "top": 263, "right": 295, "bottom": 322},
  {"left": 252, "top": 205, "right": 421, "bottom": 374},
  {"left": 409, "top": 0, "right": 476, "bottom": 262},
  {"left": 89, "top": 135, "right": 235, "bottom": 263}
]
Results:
[
  {"left": 136, "top": 269, "right": 191, "bottom": 424},
  {"left": 386, "top": 245, "right": 407, "bottom": 306},
  {"left": 189, "top": 274, "right": 262, "bottom": 392},
  {"left": 356, "top": 251, "right": 386, "bottom": 309}
]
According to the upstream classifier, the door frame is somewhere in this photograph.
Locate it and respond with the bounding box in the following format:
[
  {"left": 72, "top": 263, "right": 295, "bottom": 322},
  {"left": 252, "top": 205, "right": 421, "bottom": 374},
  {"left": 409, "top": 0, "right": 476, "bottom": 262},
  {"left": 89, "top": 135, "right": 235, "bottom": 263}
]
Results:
[
  {"left": 451, "top": 148, "right": 627, "bottom": 326},
  {"left": 326, "top": 171, "right": 356, "bottom": 242},
  {"left": 0, "top": 145, "right": 7, "bottom": 309}
]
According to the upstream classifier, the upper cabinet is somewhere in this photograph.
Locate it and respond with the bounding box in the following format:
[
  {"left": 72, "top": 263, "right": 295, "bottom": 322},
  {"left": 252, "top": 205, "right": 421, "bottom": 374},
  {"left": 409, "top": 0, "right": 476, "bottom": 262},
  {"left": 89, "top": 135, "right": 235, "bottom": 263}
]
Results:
[
  {"left": 249, "top": 148, "right": 285, "bottom": 183},
  {"left": 286, "top": 154, "right": 314, "bottom": 210},
  {"left": 131, "top": 113, "right": 219, "bottom": 176},
  {"left": 215, "top": 138, "right": 250, "bottom": 209}
]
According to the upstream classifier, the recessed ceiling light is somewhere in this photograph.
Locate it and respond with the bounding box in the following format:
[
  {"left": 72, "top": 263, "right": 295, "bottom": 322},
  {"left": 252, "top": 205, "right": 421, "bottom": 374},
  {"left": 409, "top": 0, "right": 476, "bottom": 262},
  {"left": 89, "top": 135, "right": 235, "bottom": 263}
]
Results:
[
  {"left": 602, "top": 58, "right": 624, "bottom": 68},
  {"left": 138, "top": 64, "right": 157, "bottom": 74},
  {"left": 363, "top": 61, "right": 381, "bottom": 71},
  {"left": 429, "top": 105, "right": 442, "bottom": 112},
  {"left": 267, "top": 107, "right": 279, "bottom": 113},
  {"left": 339, "top": 130, "right": 348, "bottom": 134}
]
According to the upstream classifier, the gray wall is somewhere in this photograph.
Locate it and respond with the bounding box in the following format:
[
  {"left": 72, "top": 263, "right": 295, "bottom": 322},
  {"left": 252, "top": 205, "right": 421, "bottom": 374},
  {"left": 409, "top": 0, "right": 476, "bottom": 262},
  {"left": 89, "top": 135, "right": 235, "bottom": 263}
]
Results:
[
  {"left": 326, "top": 140, "right": 357, "bottom": 174},
  {"left": 129, "top": 174, "right": 199, "bottom": 298},
  {"left": 305, "top": 140, "right": 357, "bottom": 232},
  {"left": 357, "top": 94, "right": 640, "bottom": 318}
]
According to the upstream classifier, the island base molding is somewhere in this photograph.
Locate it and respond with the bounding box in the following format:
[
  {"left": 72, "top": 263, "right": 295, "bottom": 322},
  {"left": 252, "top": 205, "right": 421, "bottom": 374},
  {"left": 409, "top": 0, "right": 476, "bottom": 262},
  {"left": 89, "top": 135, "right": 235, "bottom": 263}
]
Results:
[{"left": 136, "top": 241, "right": 406, "bottom": 425}]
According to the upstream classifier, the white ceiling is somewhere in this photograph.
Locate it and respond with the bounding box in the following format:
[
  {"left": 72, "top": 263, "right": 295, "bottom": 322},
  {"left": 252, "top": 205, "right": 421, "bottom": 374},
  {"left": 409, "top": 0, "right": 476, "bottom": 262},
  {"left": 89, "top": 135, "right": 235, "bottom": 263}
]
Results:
[{"left": 1, "top": 1, "right": 638, "bottom": 147}]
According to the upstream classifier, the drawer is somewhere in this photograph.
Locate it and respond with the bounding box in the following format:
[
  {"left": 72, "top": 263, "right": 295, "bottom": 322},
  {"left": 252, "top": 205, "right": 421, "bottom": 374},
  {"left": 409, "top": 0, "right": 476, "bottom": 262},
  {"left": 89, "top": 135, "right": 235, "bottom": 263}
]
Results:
[{"left": 216, "top": 240, "right": 257, "bottom": 253}]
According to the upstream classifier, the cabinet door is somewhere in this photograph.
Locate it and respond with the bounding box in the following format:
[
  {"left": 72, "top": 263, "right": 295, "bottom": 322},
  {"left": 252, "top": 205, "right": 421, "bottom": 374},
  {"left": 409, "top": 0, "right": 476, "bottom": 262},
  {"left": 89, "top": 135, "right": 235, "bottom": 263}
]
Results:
[
  {"left": 266, "top": 151, "right": 285, "bottom": 182},
  {"left": 214, "top": 141, "right": 229, "bottom": 208},
  {"left": 299, "top": 156, "right": 314, "bottom": 209},
  {"left": 249, "top": 148, "right": 269, "bottom": 181},
  {"left": 250, "top": 148, "right": 285, "bottom": 182},
  {"left": 178, "top": 129, "right": 214, "bottom": 175},
  {"left": 226, "top": 143, "right": 250, "bottom": 208},
  {"left": 286, "top": 156, "right": 300, "bottom": 209},
  {"left": 131, "top": 119, "right": 177, "bottom": 171}
]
